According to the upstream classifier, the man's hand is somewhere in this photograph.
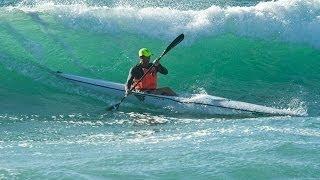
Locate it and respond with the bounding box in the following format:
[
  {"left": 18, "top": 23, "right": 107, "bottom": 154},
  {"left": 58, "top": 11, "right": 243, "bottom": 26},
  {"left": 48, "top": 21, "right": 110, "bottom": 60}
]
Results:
[
  {"left": 125, "top": 89, "right": 132, "bottom": 97},
  {"left": 153, "top": 59, "right": 160, "bottom": 66}
]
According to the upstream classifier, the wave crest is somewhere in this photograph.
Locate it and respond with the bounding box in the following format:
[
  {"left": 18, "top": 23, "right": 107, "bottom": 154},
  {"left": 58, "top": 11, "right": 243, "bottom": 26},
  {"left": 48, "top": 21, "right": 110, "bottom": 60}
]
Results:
[{"left": 5, "top": 0, "right": 320, "bottom": 47}]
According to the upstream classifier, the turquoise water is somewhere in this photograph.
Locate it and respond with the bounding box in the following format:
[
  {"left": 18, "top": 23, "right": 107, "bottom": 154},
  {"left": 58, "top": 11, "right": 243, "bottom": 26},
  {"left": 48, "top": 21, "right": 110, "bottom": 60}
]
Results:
[{"left": 1, "top": 0, "right": 320, "bottom": 179}]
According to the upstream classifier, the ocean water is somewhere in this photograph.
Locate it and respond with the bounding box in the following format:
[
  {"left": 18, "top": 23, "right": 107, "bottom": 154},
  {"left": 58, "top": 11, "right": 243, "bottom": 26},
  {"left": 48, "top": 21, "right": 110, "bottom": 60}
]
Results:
[{"left": 1, "top": 0, "right": 320, "bottom": 179}]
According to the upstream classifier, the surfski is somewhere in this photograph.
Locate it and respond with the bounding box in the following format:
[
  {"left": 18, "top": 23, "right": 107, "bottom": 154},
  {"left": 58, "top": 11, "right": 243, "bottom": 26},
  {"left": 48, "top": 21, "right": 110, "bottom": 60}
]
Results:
[{"left": 56, "top": 71, "right": 305, "bottom": 117}]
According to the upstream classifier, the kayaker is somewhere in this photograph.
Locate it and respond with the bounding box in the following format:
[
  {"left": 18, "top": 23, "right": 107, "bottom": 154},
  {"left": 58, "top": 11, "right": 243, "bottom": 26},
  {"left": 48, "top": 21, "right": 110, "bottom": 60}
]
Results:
[{"left": 125, "top": 48, "right": 177, "bottom": 96}]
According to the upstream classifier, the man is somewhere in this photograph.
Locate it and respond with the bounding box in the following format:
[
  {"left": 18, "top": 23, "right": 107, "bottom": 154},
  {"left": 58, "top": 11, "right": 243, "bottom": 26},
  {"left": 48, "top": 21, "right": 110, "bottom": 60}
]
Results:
[{"left": 125, "top": 48, "right": 177, "bottom": 96}]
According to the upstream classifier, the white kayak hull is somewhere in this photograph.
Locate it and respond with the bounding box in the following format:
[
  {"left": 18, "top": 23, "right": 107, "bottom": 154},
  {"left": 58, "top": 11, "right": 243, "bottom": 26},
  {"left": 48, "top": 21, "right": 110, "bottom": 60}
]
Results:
[{"left": 56, "top": 71, "right": 302, "bottom": 117}]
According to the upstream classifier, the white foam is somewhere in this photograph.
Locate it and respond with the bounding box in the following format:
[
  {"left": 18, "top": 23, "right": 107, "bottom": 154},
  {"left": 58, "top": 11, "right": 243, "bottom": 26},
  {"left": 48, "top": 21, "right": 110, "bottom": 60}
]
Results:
[
  {"left": 259, "top": 126, "right": 320, "bottom": 137},
  {"left": 5, "top": 0, "right": 320, "bottom": 48},
  {"left": 185, "top": 93, "right": 307, "bottom": 116}
]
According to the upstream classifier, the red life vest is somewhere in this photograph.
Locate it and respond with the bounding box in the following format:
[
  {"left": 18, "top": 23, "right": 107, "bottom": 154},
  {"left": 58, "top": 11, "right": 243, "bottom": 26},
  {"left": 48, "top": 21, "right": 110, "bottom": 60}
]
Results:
[{"left": 132, "top": 67, "right": 157, "bottom": 90}]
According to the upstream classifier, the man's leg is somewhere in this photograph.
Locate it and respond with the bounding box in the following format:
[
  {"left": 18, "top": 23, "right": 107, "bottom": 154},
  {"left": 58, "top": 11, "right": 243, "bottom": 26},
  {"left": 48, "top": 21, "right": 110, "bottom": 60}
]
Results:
[{"left": 156, "top": 87, "right": 177, "bottom": 96}]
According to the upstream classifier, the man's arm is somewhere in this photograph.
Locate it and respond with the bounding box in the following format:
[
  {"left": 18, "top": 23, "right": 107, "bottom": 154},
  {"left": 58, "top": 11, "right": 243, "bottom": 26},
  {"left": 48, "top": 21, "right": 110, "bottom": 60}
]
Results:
[
  {"left": 126, "top": 67, "right": 134, "bottom": 91},
  {"left": 155, "top": 63, "right": 168, "bottom": 75}
]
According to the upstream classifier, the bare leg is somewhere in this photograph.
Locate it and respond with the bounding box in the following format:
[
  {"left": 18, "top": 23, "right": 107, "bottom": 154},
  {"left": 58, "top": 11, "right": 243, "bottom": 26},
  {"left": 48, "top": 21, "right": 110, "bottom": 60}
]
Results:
[{"left": 155, "top": 87, "right": 177, "bottom": 96}]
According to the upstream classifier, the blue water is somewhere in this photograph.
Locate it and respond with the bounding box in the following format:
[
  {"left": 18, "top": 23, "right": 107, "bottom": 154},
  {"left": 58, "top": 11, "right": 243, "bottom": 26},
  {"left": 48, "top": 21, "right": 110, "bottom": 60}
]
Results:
[{"left": 0, "top": 0, "right": 320, "bottom": 179}]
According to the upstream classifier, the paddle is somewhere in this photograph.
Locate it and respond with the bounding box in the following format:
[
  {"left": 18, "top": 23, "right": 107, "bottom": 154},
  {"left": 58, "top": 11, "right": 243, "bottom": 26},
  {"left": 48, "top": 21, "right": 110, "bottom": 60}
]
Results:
[{"left": 107, "top": 33, "right": 185, "bottom": 111}]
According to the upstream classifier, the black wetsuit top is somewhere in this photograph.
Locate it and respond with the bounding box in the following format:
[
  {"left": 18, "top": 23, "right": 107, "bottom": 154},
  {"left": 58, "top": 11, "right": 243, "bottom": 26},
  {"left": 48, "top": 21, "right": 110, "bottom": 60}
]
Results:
[{"left": 126, "top": 63, "right": 168, "bottom": 90}]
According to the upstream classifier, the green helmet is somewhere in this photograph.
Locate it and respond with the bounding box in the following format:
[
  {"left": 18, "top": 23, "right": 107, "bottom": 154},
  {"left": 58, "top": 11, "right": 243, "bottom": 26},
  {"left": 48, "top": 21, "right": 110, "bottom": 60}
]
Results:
[{"left": 138, "top": 48, "right": 152, "bottom": 57}]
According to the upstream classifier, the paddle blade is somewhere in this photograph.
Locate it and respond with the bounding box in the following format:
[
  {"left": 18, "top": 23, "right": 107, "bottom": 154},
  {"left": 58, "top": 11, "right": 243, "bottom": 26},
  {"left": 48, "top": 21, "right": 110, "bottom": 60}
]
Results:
[
  {"left": 162, "top": 34, "right": 184, "bottom": 56},
  {"left": 107, "top": 103, "right": 120, "bottom": 111}
]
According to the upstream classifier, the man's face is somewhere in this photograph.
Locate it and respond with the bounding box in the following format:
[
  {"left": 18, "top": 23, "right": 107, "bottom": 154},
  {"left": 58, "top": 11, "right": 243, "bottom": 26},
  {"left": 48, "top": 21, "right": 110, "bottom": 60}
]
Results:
[{"left": 140, "top": 56, "right": 150, "bottom": 65}]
